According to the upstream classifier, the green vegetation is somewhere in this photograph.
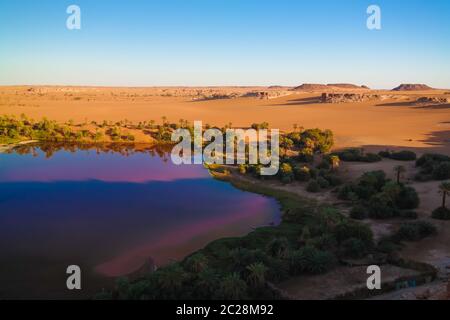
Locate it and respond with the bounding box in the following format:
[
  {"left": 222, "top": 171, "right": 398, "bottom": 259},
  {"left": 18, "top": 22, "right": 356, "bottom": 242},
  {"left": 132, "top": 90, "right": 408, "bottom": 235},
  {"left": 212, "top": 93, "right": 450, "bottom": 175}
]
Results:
[
  {"left": 379, "top": 150, "right": 417, "bottom": 161},
  {"left": 415, "top": 153, "right": 450, "bottom": 181},
  {"left": 0, "top": 114, "right": 196, "bottom": 145},
  {"left": 432, "top": 182, "right": 450, "bottom": 220},
  {"left": 394, "top": 165, "right": 406, "bottom": 184},
  {"left": 338, "top": 170, "right": 420, "bottom": 220},
  {"left": 237, "top": 127, "right": 339, "bottom": 191},
  {"left": 332, "top": 148, "right": 381, "bottom": 163},
  {"left": 349, "top": 204, "right": 369, "bottom": 220},
  {"left": 306, "top": 180, "right": 321, "bottom": 193},
  {"left": 393, "top": 221, "right": 437, "bottom": 242}
]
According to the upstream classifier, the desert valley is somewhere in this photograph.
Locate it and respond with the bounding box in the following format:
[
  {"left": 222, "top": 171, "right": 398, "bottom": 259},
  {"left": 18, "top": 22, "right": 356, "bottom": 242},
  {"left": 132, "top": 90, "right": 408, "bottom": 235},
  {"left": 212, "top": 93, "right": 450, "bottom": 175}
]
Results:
[{"left": 1, "top": 83, "right": 450, "bottom": 300}]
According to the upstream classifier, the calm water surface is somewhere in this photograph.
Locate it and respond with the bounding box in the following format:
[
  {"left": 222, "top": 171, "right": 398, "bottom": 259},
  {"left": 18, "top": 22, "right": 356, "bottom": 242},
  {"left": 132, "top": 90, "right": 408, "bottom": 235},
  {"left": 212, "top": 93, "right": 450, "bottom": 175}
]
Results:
[{"left": 0, "top": 144, "right": 280, "bottom": 298}]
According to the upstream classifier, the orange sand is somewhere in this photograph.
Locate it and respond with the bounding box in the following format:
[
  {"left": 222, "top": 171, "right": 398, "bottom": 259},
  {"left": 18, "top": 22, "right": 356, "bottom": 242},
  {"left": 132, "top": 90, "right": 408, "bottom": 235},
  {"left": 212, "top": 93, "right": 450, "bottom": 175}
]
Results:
[{"left": 1, "top": 86, "right": 449, "bottom": 153}]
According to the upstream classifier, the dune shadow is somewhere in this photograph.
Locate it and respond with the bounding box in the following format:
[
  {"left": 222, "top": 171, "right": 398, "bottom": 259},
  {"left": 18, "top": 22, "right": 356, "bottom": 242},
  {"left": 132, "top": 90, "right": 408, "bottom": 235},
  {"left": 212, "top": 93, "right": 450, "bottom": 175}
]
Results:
[
  {"left": 351, "top": 129, "right": 450, "bottom": 156},
  {"left": 376, "top": 101, "right": 450, "bottom": 110},
  {"left": 418, "top": 129, "right": 450, "bottom": 148},
  {"left": 415, "top": 103, "right": 450, "bottom": 110},
  {"left": 375, "top": 101, "right": 416, "bottom": 107},
  {"left": 273, "top": 96, "right": 322, "bottom": 106}
]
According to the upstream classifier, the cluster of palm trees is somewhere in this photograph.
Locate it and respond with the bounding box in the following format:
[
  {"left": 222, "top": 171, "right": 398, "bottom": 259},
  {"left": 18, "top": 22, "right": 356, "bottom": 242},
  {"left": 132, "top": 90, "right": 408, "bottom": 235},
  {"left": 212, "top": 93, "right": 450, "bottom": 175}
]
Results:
[
  {"left": 393, "top": 165, "right": 450, "bottom": 217},
  {"left": 439, "top": 182, "right": 450, "bottom": 209}
]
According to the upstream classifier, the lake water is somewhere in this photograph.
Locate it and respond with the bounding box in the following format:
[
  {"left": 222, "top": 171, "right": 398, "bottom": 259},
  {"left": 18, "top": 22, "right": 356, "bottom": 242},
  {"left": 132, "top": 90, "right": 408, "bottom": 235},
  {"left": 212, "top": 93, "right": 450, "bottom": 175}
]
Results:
[{"left": 0, "top": 143, "right": 280, "bottom": 299}]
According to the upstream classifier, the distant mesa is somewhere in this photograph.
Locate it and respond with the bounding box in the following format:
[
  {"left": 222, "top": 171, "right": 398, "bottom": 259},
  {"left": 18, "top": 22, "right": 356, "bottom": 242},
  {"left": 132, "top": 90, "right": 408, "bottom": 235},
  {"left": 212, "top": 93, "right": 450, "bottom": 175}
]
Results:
[
  {"left": 392, "top": 84, "right": 434, "bottom": 91},
  {"left": 293, "top": 83, "right": 370, "bottom": 91},
  {"left": 293, "top": 83, "right": 329, "bottom": 91},
  {"left": 327, "top": 83, "right": 369, "bottom": 89}
]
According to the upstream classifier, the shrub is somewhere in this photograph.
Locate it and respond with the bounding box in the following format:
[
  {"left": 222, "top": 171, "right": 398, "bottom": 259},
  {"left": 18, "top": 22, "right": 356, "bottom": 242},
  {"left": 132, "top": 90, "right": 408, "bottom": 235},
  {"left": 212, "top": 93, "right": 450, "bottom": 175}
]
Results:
[
  {"left": 334, "top": 222, "right": 374, "bottom": 248},
  {"left": 416, "top": 154, "right": 450, "bottom": 181},
  {"left": 325, "top": 174, "right": 343, "bottom": 187},
  {"left": 306, "top": 180, "right": 321, "bottom": 193},
  {"left": 266, "top": 237, "right": 290, "bottom": 259},
  {"left": 340, "top": 238, "right": 368, "bottom": 259},
  {"left": 309, "top": 168, "right": 318, "bottom": 179},
  {"left": 378, "top": 150, "right": 391, "bottom": 158},
  {"left": 317, "top": 177, "right": 330, "bottom": 189},
  {"left": 307, "top": 234, "right": 338, "bottom": 251},
  {"left": 431, "top": 207, "right": 450, "bottom": 220},
  {"left": 363, "top": 153, "right": 382, "bottom": 163},
  {"left": 333, "top": 149, "right": 381, "bottom": 163},
  {"left": 316, "top": 160, "right": 331, "bottom": 170},
  {"left": 368, "top": 193, "right": 397, "bottom": 219},
  {"left": 350, "top": 205, "right": 368, "bottom": 220},
  {"left": 297, "top": 151, "right": 314, "bottom": 163},
  {"left": 359, "top": 170, "right": 386, "bottom": 191},
  {"left": 338, "top": 184, "right": 358, "bottom": 201},
  {"left": 289, "top": 246, "right": 335, "bottom": 275},
  {"left": 396, "top": 186, "right": 420, "bottom": 210},
  {"left": 416, "top": 153, "right": 450, "bottom": 167},
  {"left": 280, "top": 162, "right": 294, "bottom": 176},
  {"left": 389, "top": 151, "right": 417, "bottom": 161},
  {"left": 294, "top": 166, "right": 311, "bottom": 182},
  {"left": 395, "top": 221, "right": 437, "bottom": 241},
  {"left": 432, "top": 162, "right": 450, "bottom": 180},
  {"left": 398, "top": 211, "right": 418, "bottom": 219},
  {"left": 335, "top": 148, "right": 362, "bottom": 161},
  {"left": 265, "top": 257, "right": 290, "bottom": 282},
  {"left": 376, "top": 237, "right": 400, "bottom": 254}
]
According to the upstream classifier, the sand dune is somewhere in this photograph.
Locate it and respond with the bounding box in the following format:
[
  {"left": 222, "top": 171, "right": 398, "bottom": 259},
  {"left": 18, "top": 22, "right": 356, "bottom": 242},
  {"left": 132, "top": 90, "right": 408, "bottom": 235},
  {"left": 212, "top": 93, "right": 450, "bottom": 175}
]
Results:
[{"left": 1, "top": 86, "right": 449, "bottom": 154}]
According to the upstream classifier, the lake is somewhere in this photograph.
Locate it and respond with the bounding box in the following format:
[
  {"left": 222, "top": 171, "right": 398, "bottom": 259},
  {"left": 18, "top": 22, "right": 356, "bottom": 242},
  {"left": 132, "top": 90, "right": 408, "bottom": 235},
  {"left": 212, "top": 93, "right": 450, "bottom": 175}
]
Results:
[{"left": 0, "top": 143, "right": 280, "bottom": 299}]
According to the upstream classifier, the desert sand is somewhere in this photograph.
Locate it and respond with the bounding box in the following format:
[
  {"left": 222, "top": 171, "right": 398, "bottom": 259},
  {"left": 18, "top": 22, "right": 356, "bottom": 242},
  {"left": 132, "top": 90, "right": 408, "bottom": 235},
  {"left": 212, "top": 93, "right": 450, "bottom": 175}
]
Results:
[{"left": 1, "top": 86, "right": 449, "bottom": 154}]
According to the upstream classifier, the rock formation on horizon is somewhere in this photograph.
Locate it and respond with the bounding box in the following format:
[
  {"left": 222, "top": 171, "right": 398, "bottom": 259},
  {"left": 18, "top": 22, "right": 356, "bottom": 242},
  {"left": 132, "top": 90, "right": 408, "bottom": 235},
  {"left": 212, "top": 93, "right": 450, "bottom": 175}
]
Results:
[
  {"left": 392, "top": 84, "right": 434, "bottom": 91},
  {"left": 327, "top": 83, "right": 369, "bottom": 89},
  {"left": 294, "top": 83, "right": 369, "bottom": 91},
  {"left": 293, "top": 83, "right": 329, "bottom": 90}
]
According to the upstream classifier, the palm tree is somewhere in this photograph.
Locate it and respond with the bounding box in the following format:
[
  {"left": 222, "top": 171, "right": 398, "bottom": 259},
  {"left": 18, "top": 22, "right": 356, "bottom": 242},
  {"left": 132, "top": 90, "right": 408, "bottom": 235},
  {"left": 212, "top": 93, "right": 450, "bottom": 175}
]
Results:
[
  {"left": 157, "top": 264, "right": 186, "bottom": 291},
  {"left": 219, "top": 273, "right": 247, "bottom": 300},
  {"left": 439, "top": 182, "right": 450, "bottom": 208},
  {"left": 298, "top": 226, "right": 311, "bottom": 246},
  {"left": 266, "top": 237, "right": 290, "bottom": 259},
  {"left": 394, "top": 165, "right": 406, "bottom": 184},
  {"left": 195, "top": 268, "right": 219, "bottom": 298},
  {"left": 246, "top": 263, "right": 268, "bottom": 288},
  {"left": 185, "top": 253, "right": 208, "bottom": 273},
  {"left": 330, "top": 155, "right": 340, "bottom": 170}
]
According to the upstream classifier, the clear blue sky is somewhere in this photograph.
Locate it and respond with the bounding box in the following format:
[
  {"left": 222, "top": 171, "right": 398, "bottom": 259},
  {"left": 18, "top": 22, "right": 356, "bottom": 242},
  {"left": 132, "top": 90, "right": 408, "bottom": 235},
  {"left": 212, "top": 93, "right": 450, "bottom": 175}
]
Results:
[{"left": 1, "top": 0, "right": 449, "bottom": 88}]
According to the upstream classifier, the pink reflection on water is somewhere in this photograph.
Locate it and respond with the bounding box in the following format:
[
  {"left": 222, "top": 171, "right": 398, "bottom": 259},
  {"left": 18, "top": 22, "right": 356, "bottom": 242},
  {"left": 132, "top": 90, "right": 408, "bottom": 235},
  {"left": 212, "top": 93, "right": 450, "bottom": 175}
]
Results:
[
  {"left": 1, "top": 152, "right": 209, "bottom": 183},
  {"left": 95, "top": 197, "right": 274, "bottom": 277}
]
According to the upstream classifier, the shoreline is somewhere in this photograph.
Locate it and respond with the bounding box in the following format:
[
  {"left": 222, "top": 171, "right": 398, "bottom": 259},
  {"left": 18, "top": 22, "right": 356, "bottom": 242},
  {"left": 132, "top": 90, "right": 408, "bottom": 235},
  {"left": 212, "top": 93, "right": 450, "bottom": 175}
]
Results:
[
  {"left": 0, "top": 140, "right": 39, "bottom": 153},
  {"left": 206, "top": 166, "right": 445, "bottom": 300}
]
